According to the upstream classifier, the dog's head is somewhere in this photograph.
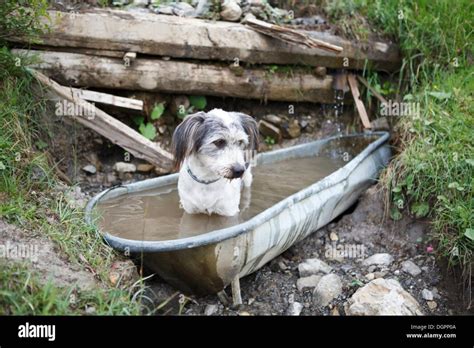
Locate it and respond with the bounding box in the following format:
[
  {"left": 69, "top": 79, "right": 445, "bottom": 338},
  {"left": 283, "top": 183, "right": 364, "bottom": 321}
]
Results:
[{"left": 171, "top": 109, "right": 258, "bottom": 179}]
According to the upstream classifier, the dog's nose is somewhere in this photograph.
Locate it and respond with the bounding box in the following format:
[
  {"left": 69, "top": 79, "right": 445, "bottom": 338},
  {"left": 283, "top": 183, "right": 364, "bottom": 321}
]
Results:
[{"left": 231, "top": 164, "right": 245, "bottom": 179}]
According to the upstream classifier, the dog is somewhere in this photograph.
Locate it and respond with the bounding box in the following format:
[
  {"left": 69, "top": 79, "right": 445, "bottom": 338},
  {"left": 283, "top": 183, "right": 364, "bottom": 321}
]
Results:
[{"left": 171, "top": 109, "right": 258, "bottom": 216}]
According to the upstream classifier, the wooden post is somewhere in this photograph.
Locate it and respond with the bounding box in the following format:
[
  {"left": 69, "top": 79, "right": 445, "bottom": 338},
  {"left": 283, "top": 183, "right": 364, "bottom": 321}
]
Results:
[
  {"left": 347, "top": 74, "right": 372, "bottom": 129},
  {"left": 231, "top": 275, "right": 243, "bottom": 306}
]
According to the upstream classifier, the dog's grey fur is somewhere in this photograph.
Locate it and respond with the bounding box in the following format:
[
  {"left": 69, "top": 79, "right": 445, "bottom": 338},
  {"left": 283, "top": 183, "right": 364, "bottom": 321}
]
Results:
[{"left": 172, "top": 109, "right": 258, "bottom": 216}]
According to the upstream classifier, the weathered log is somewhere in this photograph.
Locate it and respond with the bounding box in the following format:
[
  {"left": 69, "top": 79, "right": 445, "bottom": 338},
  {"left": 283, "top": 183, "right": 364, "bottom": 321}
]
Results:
[
  {"left": 29, "top": 69, "right": 173, "bottom": 170},
  {"left": 11, "top": 9, "right": 400, "bottom": 71},
  {"left": 15, "top": 49, "right": 347, "bottom": 104}
]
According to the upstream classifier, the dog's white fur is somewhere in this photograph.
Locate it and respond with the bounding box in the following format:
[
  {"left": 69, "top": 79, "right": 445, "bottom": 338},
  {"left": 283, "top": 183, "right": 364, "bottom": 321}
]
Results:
[{"left": 172, "top": 109, "right": 258, "bottom": 216}]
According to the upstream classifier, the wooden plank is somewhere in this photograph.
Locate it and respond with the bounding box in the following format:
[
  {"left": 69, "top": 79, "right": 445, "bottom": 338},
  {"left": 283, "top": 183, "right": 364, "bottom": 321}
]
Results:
[
  {"left": 15, "top": 49, "right": 347, "bottom": 104},
  {"left": 10, "top": 9, "right": 401, "bottom": 71},
  {"left": 347, "top": 74, "right": 372, "bottom": 129},
  {"left": 69, "top": 88, "right": 143, "bottom": 110},
  {"left": 29, "top": 69, "right": 173, "bottom": 170}
]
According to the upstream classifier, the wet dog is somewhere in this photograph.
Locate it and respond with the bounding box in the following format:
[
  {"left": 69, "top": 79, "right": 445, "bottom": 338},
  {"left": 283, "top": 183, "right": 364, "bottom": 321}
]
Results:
[{"left": 171, "top": 109, "right": 258, "bottom": 216}]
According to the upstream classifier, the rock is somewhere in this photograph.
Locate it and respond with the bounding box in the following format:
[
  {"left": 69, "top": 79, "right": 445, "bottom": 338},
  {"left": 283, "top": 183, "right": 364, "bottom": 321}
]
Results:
[
  {"left": 427, "top": 301, "right": 437, "bottom": 311},
  {"left": 298, "top": 258, "right": 332, "bottom": 277},
  {"left": 314, "top": 66, "right": 327, "bottom": 77},
  {"left": 82, "top": 164, "right": 97, "bottom": 175},
  {"left": 194, "top": 0, "right": 211, "bottom": 18},
  {"left": 394, "top": 270, "right": 400, "bottom": 275},
  {"left": 109, "top": 260, "right": 139, "bottom": 288},
  {"left": 286, "top": 301, "right": 303, "bottom": 316},
  {"left": 296, "top": 275, "right": 321, "bottom": 292},
  {"left": 85, "top": 306, "right": 96, "bottom": 314},
  {"left": 299, "top": 119, "right": 308, "bottom": 130},
  {"left": 365, "top": 273, "right": 375, "bottom": 281},
  {"left": 136, "top": 163, "right": 155, "bottom": 173},
  {"left": 175, "top": 4, "right": 193, "bottom": 16},
  {"left": 281, "top": 119, "right": 301, "bottom": 139},
  {"left": 329, "top": 231, "right": 339, "bottom": 241},
  {"left": 421, "top": 289, "right": 434, "bottom": 301},
  {"left": 63, "top": 186, "right": 88, "bottom": 209},
  {"left": 204, "top": 304, "right": 218, "bottom": 316},
  {"left": 220, "top": 0, "right": 242, "bottom": 21},
  {"left": 113, "top": 162, "right": 136, "bottom": 173},
  {"left": 331, "top": 307, "right": 340, "bottom": 316},
  {"left": 362, "top": 253, "right": 394, "bottom": 267},
  {"left": 158, "top": 125, "right": 167, "bottom": 134},
  {"left": 371, "top": 117, "right": 390, "bottom": 131},
  {"left": 313, "top": 274, "right": 342, "bottom": 307},
  {"left": 85, "top": 152, "right": 103, "bottom": 171},
  {"left": 132, "top": 0, "right": 149, "bottom": 7},
  {"left": 258, "top": 120, "right": 282, "bottom": 143},
  {"left": 278, "top": 260, "right": 288, "bottom": 271},
  {"left": 263, "top": 114, "right": 284, "bottom": 126},
  {"left": 106, "top": 173, "right": 118, "bottom": 185},
  {"left": 374, "top": 271, "right": 387, "bottom": 279},
  {"left": 344, "top": 278, "right": 423, "bottom": 315},
  {"left": 401, "top": 260, "right": 422, "bottom": 277}
]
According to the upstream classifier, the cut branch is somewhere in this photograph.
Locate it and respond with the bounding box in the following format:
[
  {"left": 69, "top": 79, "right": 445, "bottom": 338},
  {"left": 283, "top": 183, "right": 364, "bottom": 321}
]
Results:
[{"left": 243, "top": 17, "right": 343, "bottom": 53}]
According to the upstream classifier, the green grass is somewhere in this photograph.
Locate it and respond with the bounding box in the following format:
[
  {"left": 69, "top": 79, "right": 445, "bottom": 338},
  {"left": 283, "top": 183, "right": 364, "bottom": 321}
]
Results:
[
  {"left": 0, "top": 49, "right": 151, "bottom": 314},
  {"left": 0, "top": 262, "right": 144, "bottom": 315},
  {"left": 0, "top": 1, "right": 149, "bottom": 314},
  {"left": 312, "top": 0, "right": 473, "bottom": 282},
  {"left": 352, "top": 0, "right": 474, "bottom": 274}
]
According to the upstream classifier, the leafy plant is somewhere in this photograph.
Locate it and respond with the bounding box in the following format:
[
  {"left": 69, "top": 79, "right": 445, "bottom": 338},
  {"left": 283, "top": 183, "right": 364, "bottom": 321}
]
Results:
[
  {"left": 189, "top": 96, "right": 207, "bottom": 111},
  {"left": 0, "top": 0, "right": 49, "bottom": 45},
  {"left": 264, "top": 136, "right": 276, "bottom": 145},
  {"left": 150, "top": 102, "right": 165, "bottom": 121},
  {"left": 138, "top": 123, "right": 157, "bottom": 141}
]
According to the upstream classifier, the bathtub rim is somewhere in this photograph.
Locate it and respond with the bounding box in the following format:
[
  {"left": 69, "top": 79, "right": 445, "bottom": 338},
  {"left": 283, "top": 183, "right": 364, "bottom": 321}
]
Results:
[{"left": 85, "top": 131, "right": 390, "bottom": 252}]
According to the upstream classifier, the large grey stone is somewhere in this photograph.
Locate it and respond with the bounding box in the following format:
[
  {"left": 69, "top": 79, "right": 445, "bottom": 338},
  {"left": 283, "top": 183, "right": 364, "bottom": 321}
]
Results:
[
  {"left": 344, "top": 278, "right": 423, "bottom": 315},
  {"left": 298, "top": 258, "right": 332, "bottom": 277},
  {"left": 313, "top": 274, "right": 342, "bottom": 307}
]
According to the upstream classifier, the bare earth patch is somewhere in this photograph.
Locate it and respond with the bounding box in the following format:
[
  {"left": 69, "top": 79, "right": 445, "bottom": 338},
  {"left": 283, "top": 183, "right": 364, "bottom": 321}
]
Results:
[{"left": 0, "top": 219, "right": 96, "bottom": 290}]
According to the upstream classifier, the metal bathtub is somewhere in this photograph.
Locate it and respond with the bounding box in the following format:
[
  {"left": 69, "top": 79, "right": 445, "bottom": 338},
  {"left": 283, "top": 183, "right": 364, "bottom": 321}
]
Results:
[{"left": 85, "top": 132, "right": 391, "bottom": 295}]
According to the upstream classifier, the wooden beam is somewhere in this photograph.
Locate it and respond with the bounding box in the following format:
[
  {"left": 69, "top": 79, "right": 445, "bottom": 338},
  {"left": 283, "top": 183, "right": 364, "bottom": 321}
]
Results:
[
  {"left": 29, "top": 69, "right": 173, "bottom": 170},
  {"left": 347, "top": 74, "right": 372, "bottom": 129},
  {"left": 10, "top": 9, "right": 401, "bottom": 71},
  {"left": 69, "top": 88, "right": 143, "bottom": 110},
  {"left": 15, "top": 49, "right": 347, "bottom": 104}
]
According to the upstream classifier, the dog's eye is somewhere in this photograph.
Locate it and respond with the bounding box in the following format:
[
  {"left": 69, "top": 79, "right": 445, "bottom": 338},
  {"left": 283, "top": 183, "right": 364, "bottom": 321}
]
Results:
[
  {"left": 238, "top": 140, "right": 245, "bottom": 147},
  {"left": 213, "top": 139, "right": 227, "bottom": 148}
]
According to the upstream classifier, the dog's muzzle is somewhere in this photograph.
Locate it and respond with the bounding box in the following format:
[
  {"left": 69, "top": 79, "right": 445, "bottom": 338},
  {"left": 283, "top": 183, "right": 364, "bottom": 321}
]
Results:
[{"left": 230, "top": 164, "right": 245, "bottom": 179}]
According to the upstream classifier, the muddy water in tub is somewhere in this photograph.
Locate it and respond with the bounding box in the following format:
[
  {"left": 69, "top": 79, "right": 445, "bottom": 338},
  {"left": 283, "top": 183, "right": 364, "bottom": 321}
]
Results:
[{"left": 97, "top": 156, "right": 345, "bottom": 241}]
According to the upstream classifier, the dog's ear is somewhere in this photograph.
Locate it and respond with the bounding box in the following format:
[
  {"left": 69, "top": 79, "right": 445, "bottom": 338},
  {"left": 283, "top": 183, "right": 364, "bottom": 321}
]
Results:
[
  {"left": 235, "top": 113, "right": 258, "bottom": 151},
  {"left": 171, "top": 112, "right": 206, "bottom": 170}
]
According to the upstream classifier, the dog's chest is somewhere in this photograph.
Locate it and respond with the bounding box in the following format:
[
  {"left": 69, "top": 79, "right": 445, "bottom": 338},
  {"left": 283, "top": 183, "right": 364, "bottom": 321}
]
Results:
[{"left": 178, "top": 174, "right": 241, "bottom": 214}]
